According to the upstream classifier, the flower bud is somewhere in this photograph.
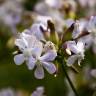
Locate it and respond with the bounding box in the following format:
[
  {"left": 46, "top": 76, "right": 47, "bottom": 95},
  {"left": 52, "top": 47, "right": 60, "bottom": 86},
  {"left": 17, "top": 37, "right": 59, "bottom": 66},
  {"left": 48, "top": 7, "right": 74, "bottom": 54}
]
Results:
[{"left": 47, "top": 20, "right": 59, "bottom": 45}]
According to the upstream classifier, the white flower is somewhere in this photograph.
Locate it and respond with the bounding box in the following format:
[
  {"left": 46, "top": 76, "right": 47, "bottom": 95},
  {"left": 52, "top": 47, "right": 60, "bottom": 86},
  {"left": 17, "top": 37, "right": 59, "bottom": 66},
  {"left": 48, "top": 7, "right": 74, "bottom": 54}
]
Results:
[
  {"left": 79, "top": 35, "right": 93, "bottom": 49},
  {"left": 0, "top": 0, "right": 23, "bottom": 36},
  {"left": 0, "top": 0, "right": 22, "bottom": 26},
  {"left": 79, "top": 16, "right": 96, "bottom": 53},
  {"left": 86, "top": 16, "right": 96, "bottom": 34},
  {"left": 87, "top": 16, "right": 96, "bottom": 53},
  {"left": 66, "top": 41, "right": 85, "bottom": 66},
  {"left": 14, "top": 32, "right": 43, "bottom": 70},
  {"left": 0, "top": 88, "right": 15, "bottom": 96},
  {"left": 34, "top": 1, "right": 65, "bottom": 33},
  {"left": 14, "top": 31, "right": 57, "bottom": 79},
  {"left": 31, "top": 86, "right": 45, "bottom": 96},
  {"left": 33, "top": 49, "right": 57, "bottom": 79}
]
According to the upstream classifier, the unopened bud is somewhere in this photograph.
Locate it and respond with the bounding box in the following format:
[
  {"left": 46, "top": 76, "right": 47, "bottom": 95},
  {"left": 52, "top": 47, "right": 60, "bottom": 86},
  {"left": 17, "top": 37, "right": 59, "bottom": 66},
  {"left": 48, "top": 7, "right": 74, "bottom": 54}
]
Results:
[
  {"left": 66, "top": 48, "right": 71, "bottom": 55},
  {"left": 47, "top": 20, "right": 59, "bottom": 45}
]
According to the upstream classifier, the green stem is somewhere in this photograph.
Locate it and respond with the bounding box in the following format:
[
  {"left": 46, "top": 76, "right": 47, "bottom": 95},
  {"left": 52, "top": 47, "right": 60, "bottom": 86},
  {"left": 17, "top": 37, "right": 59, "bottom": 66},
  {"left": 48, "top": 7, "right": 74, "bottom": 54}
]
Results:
[{"left": 62, "top": 60, "right": 79, "bottom": 96}]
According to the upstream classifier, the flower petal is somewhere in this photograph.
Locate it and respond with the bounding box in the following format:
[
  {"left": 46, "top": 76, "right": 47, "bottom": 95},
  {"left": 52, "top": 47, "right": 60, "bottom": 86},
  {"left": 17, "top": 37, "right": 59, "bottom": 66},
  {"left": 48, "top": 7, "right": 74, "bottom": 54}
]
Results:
[
  {"left": 79, "top": 35, "right": 92, "bottom": 49},
  {"left": 36, "top": 15, "right": 52, "bottom": 25},
  {"left": 24, "top": 34, "right": 40, "bottom": 48},
  {"left": 43, "top": 62, "right": 56, "bottom": 74},
  {"left": 32, "top": 91, "right": 38, "bottom": 96},
  {"left": 39, "top": 50, "right": 57, "bottom": 62},
  {"left": 67, "top": 41, "right": 78, "bottom": 54},
  {"left": 34, "top": 66, "right": 44, "bottom": 79},
  {"left": 77, "top": 41, "right": 84, "bottom": 52},
  {"left": 72, "top": 29, "right": 80, "bottom": 39},
  {"left": 65, "top": 19, "right": 74, "bottom": 28},
  {"left": 15, "top": 38, "right": 28, "bottom": 51},
  {"left": 66, "top": 55, "right": 78, "bottom": 66},
  {"left": 32, "top": 46, "right": 43, "bottom": 58},
  {"left": 36, "top": 87, "right": 44, "bottom": 95},
  {"left": 86, "top": 16, "right": 96, "bottom": 33},
  {"left": 72, "top": 21, "right": 83, "bottom": 39},
  {"left": 28, "top": 39, "right": 43, "bottom": 58},
  {"left": 14, "top": 54, "right": 25, "bottom": 65},
  {"left": 32, "top": 86, "right": 44, "bottom": 96},
  {"left": 30, "top": 23, "right": 45, "bottom": 41},
  {"left": 26, "top": 56, "right": 36, "bottom": 70}
]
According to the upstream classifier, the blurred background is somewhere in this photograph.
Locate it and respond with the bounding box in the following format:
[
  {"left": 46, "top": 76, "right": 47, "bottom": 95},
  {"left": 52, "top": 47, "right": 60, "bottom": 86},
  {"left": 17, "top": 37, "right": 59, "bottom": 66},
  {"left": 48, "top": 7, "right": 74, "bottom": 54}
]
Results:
[{"left": 0, "top": 0, "right": 96, "bottom": 96}]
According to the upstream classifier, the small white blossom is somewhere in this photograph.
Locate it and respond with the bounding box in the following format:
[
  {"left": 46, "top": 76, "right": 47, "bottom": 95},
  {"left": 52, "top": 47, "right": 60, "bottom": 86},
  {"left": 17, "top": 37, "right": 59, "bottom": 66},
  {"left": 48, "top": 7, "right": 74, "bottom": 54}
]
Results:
[
  {"left": 14, "top": 30, "right": 57, "bottom": 79},
  {"left": 86, "top": 16, "right": 96, "bottom": 34},
  {"left": 79, "top": 16, "right": 96, "bottom": 53},
  {"left": 33, "top": 49, "right": 57, "bottom": 79},
  {"left": 14, "top": 31, "right": 43, "bottom": 70},
  {"left": 66, "top": 41, "right": 85, "bottom": 66},
  {"left": 0, "top": 88, "right": 15, "bottom": 96},
  {"left": 0, "top": 0, "right": 23, "bottom": 36},
  {"left": 79, "top": 35, "right": 92, "bottom": 49}
]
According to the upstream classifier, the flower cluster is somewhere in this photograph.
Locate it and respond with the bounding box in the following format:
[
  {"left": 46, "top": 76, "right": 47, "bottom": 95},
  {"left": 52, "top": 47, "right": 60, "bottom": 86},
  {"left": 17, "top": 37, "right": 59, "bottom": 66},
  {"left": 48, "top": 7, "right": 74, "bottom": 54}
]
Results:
[
  {"left": 14, "top": 16, "right": 57, "bottom": 79},
  {"left": 13, "top": 13, "right": 96, "bottom": 79},
  {"left": 0, "top": 0, "right": 23, "bottom": 25},
  {"left": 66, "top": 40, "right": 85, "bottom": 66},
  {"left": 10, "top": 0, "right": 96, "bottom": 81},
  {"left": 34, "top": 0, "right": 77, "bottom": 33},
  {"left": 0, "top": 0, "right": 23, "bottom": 35}
]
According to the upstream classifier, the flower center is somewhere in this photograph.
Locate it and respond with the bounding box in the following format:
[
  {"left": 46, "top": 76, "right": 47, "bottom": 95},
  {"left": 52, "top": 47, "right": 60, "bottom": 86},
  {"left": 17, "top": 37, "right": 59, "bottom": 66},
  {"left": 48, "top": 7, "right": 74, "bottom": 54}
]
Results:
[
  {"left": 36, "top": 59, "right": 42, "bottom": 66},
  {"left": 23, "top": 48, "right": 32, "bottom": 57}
]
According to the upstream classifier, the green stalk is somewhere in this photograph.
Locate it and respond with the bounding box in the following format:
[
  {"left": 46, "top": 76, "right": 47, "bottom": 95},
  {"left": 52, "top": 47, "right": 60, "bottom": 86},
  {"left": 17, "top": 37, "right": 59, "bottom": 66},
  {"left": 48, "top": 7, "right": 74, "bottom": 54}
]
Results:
[{"left": 61, "top": 60, "right": 79, "bottom": 96}]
